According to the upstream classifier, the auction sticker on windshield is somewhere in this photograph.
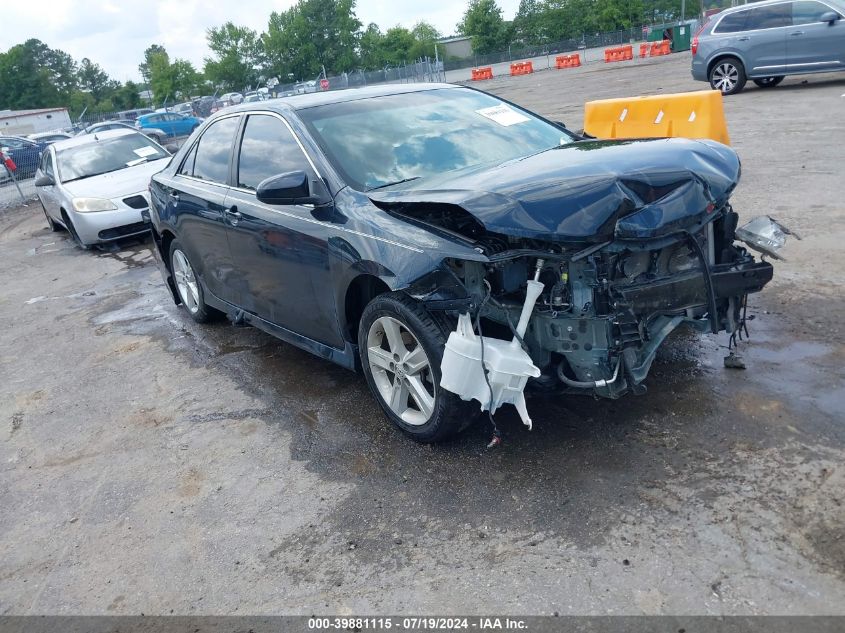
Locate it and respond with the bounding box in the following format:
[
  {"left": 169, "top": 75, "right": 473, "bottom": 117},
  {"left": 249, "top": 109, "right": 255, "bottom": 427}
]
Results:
[
  {"left": 475, "top": 104, "right": 530, "bottom": 126},
  {"left": 134, "top": 146, "right": 159, "bottom": 157}
]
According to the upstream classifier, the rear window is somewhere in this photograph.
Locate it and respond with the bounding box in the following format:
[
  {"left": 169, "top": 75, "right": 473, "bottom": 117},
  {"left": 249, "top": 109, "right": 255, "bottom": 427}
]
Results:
[{"left": 714, "top": 10, "right": 749, "bottom": 32}]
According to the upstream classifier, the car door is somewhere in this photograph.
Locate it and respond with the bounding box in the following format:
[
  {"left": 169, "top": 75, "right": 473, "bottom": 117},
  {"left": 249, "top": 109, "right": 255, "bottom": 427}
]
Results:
[
  {"left": 788, "top": 0, "right": 844, "bottom": 69},
  {"left": 164, "top": 114, "right": 185, "bottom": 136},
  {"left": 223, "top": 112, "right": 342, "bottom": 348},
  {"left": 36, "top": 150, "right": 60, "bottom": 220},
  {"left": 165, "top": 115, "right": 241, "bottom": 305},
  {"left": 148, "top": 114, "right": 172, "bottom": 137},
  {"left": 742, "top": 3, "right": 790, "bottom": 75}
]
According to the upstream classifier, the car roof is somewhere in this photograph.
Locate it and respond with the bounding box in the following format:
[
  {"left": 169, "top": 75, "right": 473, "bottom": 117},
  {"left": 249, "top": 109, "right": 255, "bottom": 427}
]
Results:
[
  {"left": 244, "top": 82, "right": 457, "bottom": 113},
  {"left": 51, "top": 128, "right": 140, "bottom": 150},
  {"left": 716, "top": 0, "right": 794, "bottom": 15}
]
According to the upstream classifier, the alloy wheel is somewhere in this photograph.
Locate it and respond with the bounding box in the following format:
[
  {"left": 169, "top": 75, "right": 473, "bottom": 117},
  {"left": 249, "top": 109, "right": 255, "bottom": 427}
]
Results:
[
  {"left": 712, "top": 62, "right": 739, "bottom": 93},
  {"left": 172, "top": 249, "right": 200, "bottom": 314},
  {"left": 366, "top": 316, "right": 435, "bottom": 425}
]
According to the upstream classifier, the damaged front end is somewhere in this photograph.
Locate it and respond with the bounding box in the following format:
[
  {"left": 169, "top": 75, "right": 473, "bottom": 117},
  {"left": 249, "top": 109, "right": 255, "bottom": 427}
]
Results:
[{"left": 385, "top": 140, "right": 788, "bottom": 425}]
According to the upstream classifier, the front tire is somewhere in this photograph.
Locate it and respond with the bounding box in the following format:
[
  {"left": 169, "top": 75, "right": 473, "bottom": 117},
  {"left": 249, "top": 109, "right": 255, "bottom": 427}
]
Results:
[
  {"left": 709, "top": 57, "right": 747, "bottom": 95},
  {"left": 40, "top": 200, "right": 60, "bottom": 232},
  {"left": 359, "top": 293, "right": 476, "bottom": 443},
  {"left": 753, "top": 76, "right": 784, "bottom": 88},
  {"left": 61, "top": 211, "right": 90, "bottom": 249},
  {"left": 169, "top": 240, "right": 217, "bottom": 323}
]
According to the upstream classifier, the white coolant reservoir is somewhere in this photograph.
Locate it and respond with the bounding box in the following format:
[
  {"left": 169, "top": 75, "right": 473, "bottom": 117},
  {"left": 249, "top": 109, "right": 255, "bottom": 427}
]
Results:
[{"left": 440, "top": 279, "right": 544, "bottom": 430}]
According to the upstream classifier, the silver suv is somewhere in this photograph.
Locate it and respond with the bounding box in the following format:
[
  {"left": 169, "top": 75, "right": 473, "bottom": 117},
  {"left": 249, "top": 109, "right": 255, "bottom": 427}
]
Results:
[{"left": 692, "top": 0, "right": 845, "bottom": 94}]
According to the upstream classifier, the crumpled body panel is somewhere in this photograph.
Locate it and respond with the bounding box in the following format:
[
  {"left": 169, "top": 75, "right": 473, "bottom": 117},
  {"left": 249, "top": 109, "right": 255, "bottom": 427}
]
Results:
[{"left": 368, "top": 137, "right": 740, "bottom": 242}]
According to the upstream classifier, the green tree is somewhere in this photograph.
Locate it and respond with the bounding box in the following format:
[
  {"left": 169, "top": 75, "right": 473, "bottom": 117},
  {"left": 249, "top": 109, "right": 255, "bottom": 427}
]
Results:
[
  {"left": 204, "top": 22, "right": 264, "bottom": 91},
  {"left": 358, "top": 23, "right": 386, "bottom": 69},
  {"left": 139, "top": 44, "right": 167, "bottom": 81},
  {"left": 263, "top": 0, "right": 361, "bottom": 80},
  {"left": 0, "top": 39, "right": 77, "bottom": 110},
  {"left": 458, "top": 0, "right": 511, "bottom": 54},
  {"left": 77, "top": 57, "right": 111, "bottom": 102},
  {"left": 409, "top": 21, "right": 441, "bottom": 59},
  {"left": 513, "top": 0, "right": 546, "bottom": 43}
]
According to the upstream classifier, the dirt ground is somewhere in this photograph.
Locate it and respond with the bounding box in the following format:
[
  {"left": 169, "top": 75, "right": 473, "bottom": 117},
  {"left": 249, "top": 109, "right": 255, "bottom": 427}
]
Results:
[{"left": 1, "top": 53, "right": 844, "bottom": 615}]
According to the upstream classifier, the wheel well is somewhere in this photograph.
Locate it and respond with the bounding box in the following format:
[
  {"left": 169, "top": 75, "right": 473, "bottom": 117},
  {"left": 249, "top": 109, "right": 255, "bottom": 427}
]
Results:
[
  {"left": 707, "top": 54, "right": 744, "bottom": 78},
  {"left": 160, "top": 229, "right": 175, "bottom": 268},
  {"left": 344, "top": 274, "right": 390, "bottom": 342}
]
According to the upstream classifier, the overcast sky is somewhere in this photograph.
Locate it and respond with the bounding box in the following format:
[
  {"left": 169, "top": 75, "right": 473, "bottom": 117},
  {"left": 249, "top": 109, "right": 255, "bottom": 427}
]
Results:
[{"left": 1, "top": 0, "right": 521, "bottom": 82}]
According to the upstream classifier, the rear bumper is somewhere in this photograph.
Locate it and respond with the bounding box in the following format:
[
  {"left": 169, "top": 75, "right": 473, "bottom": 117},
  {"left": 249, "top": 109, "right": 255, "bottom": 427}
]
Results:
[{"left": 691, "top": 58, "right": 708, "bottom": 82}]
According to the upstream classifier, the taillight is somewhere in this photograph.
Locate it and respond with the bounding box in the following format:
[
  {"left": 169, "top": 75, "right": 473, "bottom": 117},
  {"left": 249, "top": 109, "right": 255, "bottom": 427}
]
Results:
[{"left": 692, "top": 35, "right": 699, "bottom": 55}]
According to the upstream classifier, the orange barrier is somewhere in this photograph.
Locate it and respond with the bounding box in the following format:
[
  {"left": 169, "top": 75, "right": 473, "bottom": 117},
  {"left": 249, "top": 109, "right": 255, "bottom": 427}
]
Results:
[
  {"left": 555, "top": 54, "right": 581, "bottom": 69},
  {"left": 510, "top": 61, "right": 534, "bottom": 76},
  {"left": 604, "top": 45, "right": 634, "bottom": 63},
  {"left": 650, "top": 40, "right": 671, "bottom": 56},
  {"left": 471, "top": 66, "right": 494, "bottom": 81},
  {"left": 639, "top": 43, "right": 650, "bottom": 58}
]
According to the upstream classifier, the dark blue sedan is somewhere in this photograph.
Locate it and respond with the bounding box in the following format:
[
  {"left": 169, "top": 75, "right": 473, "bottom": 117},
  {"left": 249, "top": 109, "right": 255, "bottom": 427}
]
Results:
[
  {"left": 136, "top": 112, "right": 202, "bottom": 139},
  {"left": 0, "top": 135, "right": 47, "bottom": 178},
  {"left": 148, "top": 84, "right": 778, "bottom": 442}
]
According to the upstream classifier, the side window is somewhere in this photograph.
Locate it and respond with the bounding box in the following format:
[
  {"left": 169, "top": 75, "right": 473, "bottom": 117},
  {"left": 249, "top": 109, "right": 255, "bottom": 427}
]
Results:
[
  {"left": 40, "top": 151, "right": 54, "bottom": 177},
  {"left": 178, "top": 142, "right": 198, "bottom": 177},
  {"left": 793, "top": 0, "right": 837, "bottom": 24},
  {"left": 192, "top": 116, "right": 239, "bottom": 184},
  {"left": 746, "top": 3, "right": 790, "bottom": 29},
  {"left": 237, "top": 114, "right": 313, "bottom": 191},
  {"left": 715, "top": 10, "right": 750, "bottom": 33}
]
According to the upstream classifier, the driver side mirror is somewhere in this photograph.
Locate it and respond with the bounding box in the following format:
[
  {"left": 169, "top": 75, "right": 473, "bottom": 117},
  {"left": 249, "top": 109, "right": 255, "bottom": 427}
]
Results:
[
  {"left": 34, "top": 173, "right": 55, "bottom": 187},
  {"left": 256, "top": 170, "right": 330, "bottom": 206},
  {"left": 820, "top": 11, "right": 839, "bottom": 23}
]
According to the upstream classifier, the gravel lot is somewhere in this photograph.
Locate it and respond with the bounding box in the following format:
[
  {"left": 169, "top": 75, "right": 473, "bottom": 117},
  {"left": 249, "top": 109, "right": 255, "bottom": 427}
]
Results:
[{"left": 1, "top": 52, "right": 844, "bottom": 616}]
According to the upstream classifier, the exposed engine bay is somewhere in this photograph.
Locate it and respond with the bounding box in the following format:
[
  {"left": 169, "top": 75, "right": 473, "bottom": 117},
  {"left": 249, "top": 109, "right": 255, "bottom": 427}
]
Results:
[{"left": 401, "top": 204, "right": 780, "bottom": 426}]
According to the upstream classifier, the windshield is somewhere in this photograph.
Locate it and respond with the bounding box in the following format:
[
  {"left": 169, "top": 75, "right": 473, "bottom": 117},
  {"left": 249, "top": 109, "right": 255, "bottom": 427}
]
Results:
[
  {"left": 57, "top": 133, "right": 168, "bottom": 182},
  {"left": 298, "top": 87, "right": 575, "bottom": 191}
]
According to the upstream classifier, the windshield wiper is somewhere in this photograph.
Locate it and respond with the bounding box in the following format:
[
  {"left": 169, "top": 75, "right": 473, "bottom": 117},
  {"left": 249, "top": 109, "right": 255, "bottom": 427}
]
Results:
[{"left": 367, "top": 177, "right": 421, "bottom": 192}]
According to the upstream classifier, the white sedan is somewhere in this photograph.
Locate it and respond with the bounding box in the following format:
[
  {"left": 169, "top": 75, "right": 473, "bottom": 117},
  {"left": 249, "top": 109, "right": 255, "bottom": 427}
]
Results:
[{"left": 34, "top": 129, "right": 171, "bottom": 248}]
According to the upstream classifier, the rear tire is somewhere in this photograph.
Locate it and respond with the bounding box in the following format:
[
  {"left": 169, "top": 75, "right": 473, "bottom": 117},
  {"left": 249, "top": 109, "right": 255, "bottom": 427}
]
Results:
[
  {"left": 753, "top": 76, "right": 784, "bottom": 88},
  {"left": 709, "top": 57, "right": 747, "bottom": 95},
  {"left": 168, "top": 240, "right": 218, "bottom": 323},
  {"left": 358, "top": 292, "right": 477, "bottom": 443}
]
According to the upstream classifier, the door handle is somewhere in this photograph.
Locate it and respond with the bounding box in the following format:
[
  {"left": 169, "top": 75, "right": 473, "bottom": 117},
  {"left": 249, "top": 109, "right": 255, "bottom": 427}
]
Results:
[
  {"left": 224, "top": 206, "right": 241, "bottom": 223},
  {"left": 737, "top": 36, "right": 750, "bottom": 41},
  {"left": 169, "top": 191, "right": 180, "bottom": 202},
  {"left": 790, "top": 31, "right": 804, "bottom": 36}
]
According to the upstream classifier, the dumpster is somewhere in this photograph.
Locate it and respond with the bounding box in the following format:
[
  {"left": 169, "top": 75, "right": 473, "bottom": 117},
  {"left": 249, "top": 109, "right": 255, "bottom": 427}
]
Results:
[{"left": 645, "top": 21, "right": 696, "bottom": 52}]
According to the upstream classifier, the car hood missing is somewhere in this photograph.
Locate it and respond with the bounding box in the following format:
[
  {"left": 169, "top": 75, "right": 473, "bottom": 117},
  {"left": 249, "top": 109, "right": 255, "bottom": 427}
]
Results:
[{"left": 368, "top": 138, "right": 740, "bottom": 242}]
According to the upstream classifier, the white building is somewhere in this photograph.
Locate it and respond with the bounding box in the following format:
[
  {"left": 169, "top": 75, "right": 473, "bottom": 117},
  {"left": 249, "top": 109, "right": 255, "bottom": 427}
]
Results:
[{"left": 0, "top": 108, "right": 72, "bottom": 136}]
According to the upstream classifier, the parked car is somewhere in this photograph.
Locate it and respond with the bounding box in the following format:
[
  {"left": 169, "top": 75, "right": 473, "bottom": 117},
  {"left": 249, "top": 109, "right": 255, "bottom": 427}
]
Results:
[
  {"left": 192, "top": 96, "right": 216, "bottom": 118},
  {"left": 692, "top": 0, "right": 845, "bottom": 95},
  {"left": 79, "top": 120, "right": 169, "bottom": 145},
  {"left": 243, "top": 92, "right": 265, "bottom": 103},
  {"left": 34, "top": 129, "right": 170, "bottom": 248},
  {"left": 209, "top": 99, "right": 230, "bottom": 114},
  {"left": 220, "top": 92, "right": 243, "bottom": 105},
  {"left": 148, "top": 84, "right": 780, "bottom": 442},
  {"left": 135, "top": 112, "right": 202, "bottom": 139},
  {"left": 0, "top": 136, "right": 47, "bottom": 178},
  {"left": 171, "top": 102, "right": 195, "bottom": 116},
  {"left": 28, "top": 132, "right": 73, "bottom": 144},
  {"left": 116, "top": 108, "right": 154, "bottom": 120}
]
